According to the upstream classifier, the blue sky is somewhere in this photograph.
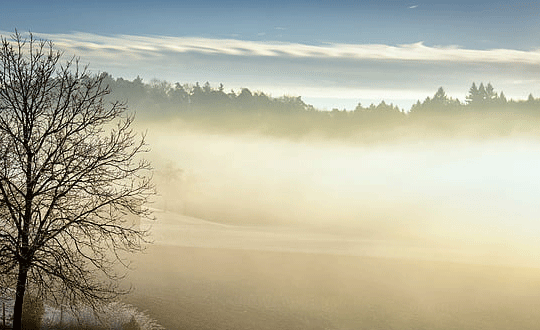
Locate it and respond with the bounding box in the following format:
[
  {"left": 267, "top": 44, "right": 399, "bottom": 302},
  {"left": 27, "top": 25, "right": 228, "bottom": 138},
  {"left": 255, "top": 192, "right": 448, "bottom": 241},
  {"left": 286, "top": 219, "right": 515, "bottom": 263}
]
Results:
[{"left": 2, "top": 0, "right": 540, "bottom": 109}]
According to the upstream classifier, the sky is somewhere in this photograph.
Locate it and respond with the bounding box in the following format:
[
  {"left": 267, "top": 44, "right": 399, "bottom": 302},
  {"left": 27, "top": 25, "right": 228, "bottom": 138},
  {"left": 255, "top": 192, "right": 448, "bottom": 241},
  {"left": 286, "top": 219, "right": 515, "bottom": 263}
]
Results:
[{"left": 2, "top": 0, "right": 540, "bottom": 110}]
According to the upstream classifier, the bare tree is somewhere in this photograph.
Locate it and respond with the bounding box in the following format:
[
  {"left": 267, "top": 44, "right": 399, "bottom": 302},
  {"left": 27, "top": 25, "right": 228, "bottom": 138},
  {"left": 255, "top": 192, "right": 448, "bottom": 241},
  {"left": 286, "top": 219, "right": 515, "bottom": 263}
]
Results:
[{"left": 0, "top": 32, "right": 153, "bottom": 330}]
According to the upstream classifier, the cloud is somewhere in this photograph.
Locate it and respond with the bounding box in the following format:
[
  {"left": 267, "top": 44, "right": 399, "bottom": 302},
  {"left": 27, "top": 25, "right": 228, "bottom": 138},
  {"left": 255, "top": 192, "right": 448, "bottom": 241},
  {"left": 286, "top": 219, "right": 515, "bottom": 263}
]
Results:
[
  {"left": 12, "top": 31, "right": 540, "bottom": 65},
  {"left": 409, "top": 5, "right": 418, "bottom": 9}
]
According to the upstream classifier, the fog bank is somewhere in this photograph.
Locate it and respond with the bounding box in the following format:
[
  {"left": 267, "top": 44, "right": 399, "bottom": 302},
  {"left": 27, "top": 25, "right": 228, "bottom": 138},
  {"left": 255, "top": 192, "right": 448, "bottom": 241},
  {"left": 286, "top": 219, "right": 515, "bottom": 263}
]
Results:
[{"left": 137, "top": 120, "right": 540, "bottom": 268}]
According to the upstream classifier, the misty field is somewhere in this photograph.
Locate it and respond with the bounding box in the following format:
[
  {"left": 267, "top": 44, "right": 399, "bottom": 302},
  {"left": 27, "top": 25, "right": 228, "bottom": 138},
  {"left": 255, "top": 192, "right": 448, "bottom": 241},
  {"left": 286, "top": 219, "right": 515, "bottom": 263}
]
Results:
[
  {"left": 5, "top": 8, "right": 540, "bottom": 329},
  {"left": 117, "top": 208, "right": 540, "bottom": 330},
  {"left": 119, "top": 121, "right": 540, "bottom": 330},
  {"left": 124, "top": 242, "right": 540, "bottom": 330}
]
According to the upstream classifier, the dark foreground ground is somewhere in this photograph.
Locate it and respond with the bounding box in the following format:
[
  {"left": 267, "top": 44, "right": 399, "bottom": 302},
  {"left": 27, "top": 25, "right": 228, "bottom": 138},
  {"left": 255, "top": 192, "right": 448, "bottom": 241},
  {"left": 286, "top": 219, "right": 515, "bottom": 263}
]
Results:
[{"left": 124, "top": 244, "right": 540, "bottom": 330}]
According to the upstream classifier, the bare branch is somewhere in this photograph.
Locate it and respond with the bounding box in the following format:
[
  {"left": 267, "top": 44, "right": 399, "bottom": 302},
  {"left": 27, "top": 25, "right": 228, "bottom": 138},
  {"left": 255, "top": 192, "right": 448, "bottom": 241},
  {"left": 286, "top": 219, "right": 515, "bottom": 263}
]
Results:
[{"left": 0, "top": 31, "right": 154, "bottom": 330}]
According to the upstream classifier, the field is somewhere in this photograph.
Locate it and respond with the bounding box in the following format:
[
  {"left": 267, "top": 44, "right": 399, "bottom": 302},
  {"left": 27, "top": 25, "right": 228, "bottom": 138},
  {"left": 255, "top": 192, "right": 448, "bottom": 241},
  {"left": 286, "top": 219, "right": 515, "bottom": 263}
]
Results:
[
  {"left": 120, "top": 129, "right": 540, "bottom": 330},
  {"left": 123, "top": 212, "right": 540, "bottom": 330}
]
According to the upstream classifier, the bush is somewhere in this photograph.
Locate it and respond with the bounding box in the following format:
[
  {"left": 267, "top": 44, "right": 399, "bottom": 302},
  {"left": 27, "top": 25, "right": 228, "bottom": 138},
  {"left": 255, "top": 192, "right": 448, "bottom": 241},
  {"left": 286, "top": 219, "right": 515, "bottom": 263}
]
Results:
[{"left": 22, "top": 294, "right": 45, "bottom": 330}]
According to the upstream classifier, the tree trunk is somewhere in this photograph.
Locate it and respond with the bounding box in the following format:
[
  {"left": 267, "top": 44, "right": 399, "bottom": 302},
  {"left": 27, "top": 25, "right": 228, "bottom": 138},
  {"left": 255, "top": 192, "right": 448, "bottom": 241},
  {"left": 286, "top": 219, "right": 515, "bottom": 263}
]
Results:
[{"left": 12, "top": 263, "right": 29, "bottom": 330}]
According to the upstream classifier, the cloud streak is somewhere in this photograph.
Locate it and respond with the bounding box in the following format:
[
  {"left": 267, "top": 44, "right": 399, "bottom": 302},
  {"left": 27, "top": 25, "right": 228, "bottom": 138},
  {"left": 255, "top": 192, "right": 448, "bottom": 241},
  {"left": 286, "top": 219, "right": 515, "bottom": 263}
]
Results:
[{"left": 13, "top": 31, "right": 540, "bottom": 65}]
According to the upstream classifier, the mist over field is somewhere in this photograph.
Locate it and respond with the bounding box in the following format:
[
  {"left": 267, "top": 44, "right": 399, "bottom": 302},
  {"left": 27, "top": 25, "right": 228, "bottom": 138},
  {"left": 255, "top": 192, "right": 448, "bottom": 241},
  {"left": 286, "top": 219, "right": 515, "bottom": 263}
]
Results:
[
  {"left": 123, "top": 102, "right": 540, "bottom": 329},
  {"left": 84, "top": 59, "right": 540, "bottom": 330},
  {"left": 5, "top": 1, "right": 540, "bottom": 328},
  {"left": 140, "top": 118, "right": 540, "bottom": 266}
]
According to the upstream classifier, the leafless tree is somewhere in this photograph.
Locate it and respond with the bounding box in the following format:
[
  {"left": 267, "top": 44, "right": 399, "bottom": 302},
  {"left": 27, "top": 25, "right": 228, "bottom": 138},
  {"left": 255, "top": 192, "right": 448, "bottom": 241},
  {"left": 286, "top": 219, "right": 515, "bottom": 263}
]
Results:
[{"left": 0, "top": 32, "right": 153, "bottom": 330}]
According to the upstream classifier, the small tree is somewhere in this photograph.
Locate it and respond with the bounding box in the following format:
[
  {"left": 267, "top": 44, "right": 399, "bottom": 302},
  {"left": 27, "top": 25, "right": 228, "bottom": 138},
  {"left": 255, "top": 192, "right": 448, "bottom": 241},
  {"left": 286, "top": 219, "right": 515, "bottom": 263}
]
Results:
[
  {"left": 0, "top": 32, "right": 153, "bottom": 330},
  {"left": 485, "top": 83, "right": 497, "bottom": 102},
  {"left": 466, "top": 82, "right": 480, "bottom": 105}
]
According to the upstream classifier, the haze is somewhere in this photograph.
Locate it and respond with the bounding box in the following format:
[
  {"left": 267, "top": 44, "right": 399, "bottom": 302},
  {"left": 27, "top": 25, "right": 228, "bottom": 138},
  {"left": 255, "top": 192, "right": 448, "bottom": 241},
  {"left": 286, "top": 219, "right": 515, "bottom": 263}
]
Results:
[
  {"left": 5, "top": 1, "right": 540, "bottom": 329},
  {"left": 123, "top": 112, "right": 540, "bottom": 329},
  {"left": 142, "top": 118, "right": 540, "bottom": 266}
]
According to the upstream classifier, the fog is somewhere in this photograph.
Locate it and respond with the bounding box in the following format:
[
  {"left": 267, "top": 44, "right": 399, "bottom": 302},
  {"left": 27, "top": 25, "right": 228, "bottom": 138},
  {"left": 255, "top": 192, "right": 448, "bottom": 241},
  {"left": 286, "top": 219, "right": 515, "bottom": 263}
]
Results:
[
  {"left": 141, "top": 119, "right": 540, "bottom": 266},
  {"left": 126, "top": 117, "right": 540, "bottom": 329}
]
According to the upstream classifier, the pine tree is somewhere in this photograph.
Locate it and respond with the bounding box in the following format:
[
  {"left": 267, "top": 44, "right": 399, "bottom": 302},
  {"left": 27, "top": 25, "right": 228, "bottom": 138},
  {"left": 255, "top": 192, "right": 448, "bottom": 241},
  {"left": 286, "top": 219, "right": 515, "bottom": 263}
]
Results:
[{"left": 466, "top": 82, "right": 479, "bottom": 105}]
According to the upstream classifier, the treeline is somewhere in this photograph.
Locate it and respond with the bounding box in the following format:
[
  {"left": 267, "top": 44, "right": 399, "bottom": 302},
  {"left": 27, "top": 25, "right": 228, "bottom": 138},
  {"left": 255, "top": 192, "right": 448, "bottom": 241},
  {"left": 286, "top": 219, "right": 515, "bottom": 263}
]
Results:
[
  {"left": 101, "top": 73, "right": 316, "bottom": 117},
  {"left": 103, "top": 73, "right": 540, "bottom": 115},
  {"left": 102, "top": 73, "right": 540, "bottom": 139},
  {"left": 410, "top": 83, "right": 540, "bottom": 114}
]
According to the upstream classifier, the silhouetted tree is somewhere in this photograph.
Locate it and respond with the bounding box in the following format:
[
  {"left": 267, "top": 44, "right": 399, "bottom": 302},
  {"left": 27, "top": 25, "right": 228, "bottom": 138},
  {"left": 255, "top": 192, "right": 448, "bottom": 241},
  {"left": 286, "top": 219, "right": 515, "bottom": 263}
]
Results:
[
  {"left": 410, "top": 87, "right": 461, "bottom": 114},
  {"left": 466, "top": 82, "right": 480, "bottom": 105},
  {"left": 524, "top": 93, "right": 540, "bottom": 112},
  {"left": 478, "top": 83, "right": 487, "bottom": 103},
  {"left": 236, "top": 88, "right": 254, "bottom": 111},
  {"left": 429, "top": 87, "right": 451, "bottom": 107},
  {"left": 238, "top": 88, "right": 253, "bottom": 99},
  {"left": 0, "top": 32, "right": 153, "bottom": 330},
  {"left": 190, "top": 82, "right": 203, "bottom": 104},
  {"left": 170, "top": 82, "right": 189, "bottom": 105},
  {"left": 499, "top": 91, "right": 507, "bottom": 104},
  {"left": 203, "top": 81, "right": 212, "bottom": 94},
  {"left": 486, "top": 83, "right": 497, "bottom": 103}
]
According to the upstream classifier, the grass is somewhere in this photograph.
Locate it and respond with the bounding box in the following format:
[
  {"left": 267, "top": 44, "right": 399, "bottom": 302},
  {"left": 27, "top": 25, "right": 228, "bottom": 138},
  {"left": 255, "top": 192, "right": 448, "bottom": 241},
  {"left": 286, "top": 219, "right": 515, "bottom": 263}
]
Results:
[
  {"left": 0, "top": 290, "right": 163, "bottom": 330},
  {"left": 41, "top": 301, "right": 164, "bottom": 330}
]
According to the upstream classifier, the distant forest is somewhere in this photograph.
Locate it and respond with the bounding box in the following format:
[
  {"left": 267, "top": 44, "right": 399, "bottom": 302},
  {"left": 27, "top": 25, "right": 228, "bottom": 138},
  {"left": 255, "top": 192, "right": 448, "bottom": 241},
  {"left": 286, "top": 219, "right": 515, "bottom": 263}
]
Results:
[{"left": 102, "top": 73, "right": 540, "bottom": 139}]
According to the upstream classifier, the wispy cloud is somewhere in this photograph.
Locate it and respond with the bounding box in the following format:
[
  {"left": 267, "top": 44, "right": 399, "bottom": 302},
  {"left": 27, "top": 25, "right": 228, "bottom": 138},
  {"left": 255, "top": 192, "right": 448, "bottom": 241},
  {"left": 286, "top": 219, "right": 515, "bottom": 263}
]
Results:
[
  {"left": 409, "top": 5, "right": 418, "bottom": 9},
  {"left": 16, "top": 31, "right": 540, "bottom": 65}
]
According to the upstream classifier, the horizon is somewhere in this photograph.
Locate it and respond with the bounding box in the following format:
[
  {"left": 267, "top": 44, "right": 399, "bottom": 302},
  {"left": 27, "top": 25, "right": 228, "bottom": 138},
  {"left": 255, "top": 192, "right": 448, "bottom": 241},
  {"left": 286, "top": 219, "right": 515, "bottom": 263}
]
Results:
[{"left": 2, "top": 1, "right": 540, "bottom": 110}]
